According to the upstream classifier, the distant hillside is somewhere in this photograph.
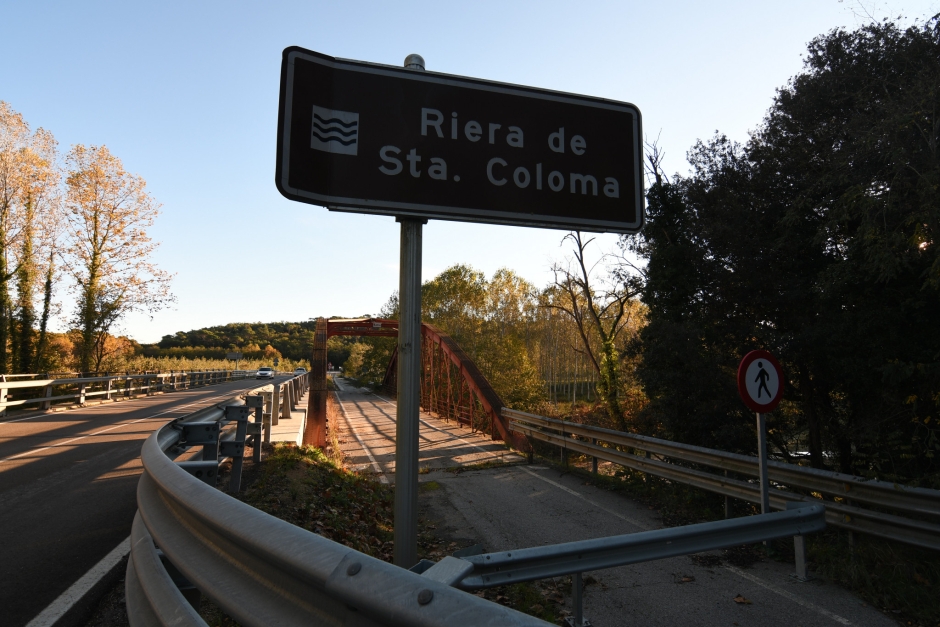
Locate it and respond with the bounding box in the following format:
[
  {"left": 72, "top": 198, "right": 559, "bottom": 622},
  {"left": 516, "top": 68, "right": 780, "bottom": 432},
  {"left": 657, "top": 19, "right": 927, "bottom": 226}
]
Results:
[{"left": 143, "top": 321, "right": 318, "bottom": 361}]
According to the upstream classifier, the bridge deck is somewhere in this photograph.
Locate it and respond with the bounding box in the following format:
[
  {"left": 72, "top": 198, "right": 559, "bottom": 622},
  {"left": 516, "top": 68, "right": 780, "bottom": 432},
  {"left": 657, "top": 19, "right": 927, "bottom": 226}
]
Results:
[{"left": 332, "top": 377, "right": 522, "bottom": 479}]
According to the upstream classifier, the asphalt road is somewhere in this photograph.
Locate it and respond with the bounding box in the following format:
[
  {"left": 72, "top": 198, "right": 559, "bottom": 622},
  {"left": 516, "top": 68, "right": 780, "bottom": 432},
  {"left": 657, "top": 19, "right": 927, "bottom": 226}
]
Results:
[
  {"left": 0, "top": 378, "right": 274, "bottom": 627},
  {"left": 334, "top": 379, "right": 896, "bottom": 627}
]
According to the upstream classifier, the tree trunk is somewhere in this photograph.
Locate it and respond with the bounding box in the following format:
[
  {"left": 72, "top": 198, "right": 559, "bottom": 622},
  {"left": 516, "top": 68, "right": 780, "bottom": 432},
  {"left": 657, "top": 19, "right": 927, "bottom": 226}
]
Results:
[
  {"left": 15, "top": 200, "right": 35, "bottom": 374},
  {"left": 79, "top": 274, "right": 99, "bottom": 373},
  {"left": 799, "top": 366, "right": 825, "bottom": 469},
  {"left": 0, "top": 254, "right": 8, "bottom": 375},
  {"left": 33, "top": 255, "right": 53, "bottom": 372}
]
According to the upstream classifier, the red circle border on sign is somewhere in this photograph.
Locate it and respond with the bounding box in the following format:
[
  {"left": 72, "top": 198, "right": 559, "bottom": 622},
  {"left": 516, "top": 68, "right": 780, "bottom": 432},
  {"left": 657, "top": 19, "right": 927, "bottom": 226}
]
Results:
[{"left": 737, "top": 350, "right": 784, "bottom": 413}]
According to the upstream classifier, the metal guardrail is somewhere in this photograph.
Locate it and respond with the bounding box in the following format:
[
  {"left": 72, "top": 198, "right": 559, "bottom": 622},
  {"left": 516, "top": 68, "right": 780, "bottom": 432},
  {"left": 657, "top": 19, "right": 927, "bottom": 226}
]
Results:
[
  {"left": 504, "top": 408, "right": 940, "bottom": 551},
  {"left": 127, "top": 395, "right": 550, "bottom": 627},
  {"left": 454, "top": 505, "right": 825, "bottom": 590},
  {"left": 127, "top": 393, "right": 828, "bottom": 627},
  {"left": 0, "top": 369, "right": 260, "bottom": 415},
  {"left": 254, "top": 371, "right": 311, "bottom": 444}
]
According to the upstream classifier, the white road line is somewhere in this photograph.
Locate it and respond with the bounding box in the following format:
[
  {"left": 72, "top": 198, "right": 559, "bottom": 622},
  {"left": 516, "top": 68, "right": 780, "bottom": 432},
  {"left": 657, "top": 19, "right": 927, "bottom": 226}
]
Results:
[
  {"left": 518, "top": 463, "right": 854, "bottom": 625},
  {"left": 24, "top": 536, "right": 130, "bottom": 627},
  {"left": 517, "top": 465, "right": 652, "bottom": 530},
  {"left": 0, "top": 380, "right": 259, "bottom": 425},
  {"left": 0, "top": 389, "right": 243, "bottom": 464},
  {"left": 334, "top": 390, "right": 389, "bottom": 484},
  {"left": 724, "top": 565, "right": 853, "bottom": 625}
]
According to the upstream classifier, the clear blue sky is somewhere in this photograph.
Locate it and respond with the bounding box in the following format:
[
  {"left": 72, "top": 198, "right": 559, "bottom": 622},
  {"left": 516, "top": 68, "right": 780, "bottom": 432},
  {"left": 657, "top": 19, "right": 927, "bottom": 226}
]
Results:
[{"left": 2, "top": 0, "right": 936, "bottom": 343}]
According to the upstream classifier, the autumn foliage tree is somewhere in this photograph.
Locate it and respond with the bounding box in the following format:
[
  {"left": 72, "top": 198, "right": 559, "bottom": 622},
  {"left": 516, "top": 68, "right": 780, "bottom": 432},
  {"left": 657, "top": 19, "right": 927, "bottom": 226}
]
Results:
[
  {"left": 0, "top": 102, "right": 61, "bottom": 374},
  {"left": 64, "top": 145, "right": 173, "bottom": 372}
]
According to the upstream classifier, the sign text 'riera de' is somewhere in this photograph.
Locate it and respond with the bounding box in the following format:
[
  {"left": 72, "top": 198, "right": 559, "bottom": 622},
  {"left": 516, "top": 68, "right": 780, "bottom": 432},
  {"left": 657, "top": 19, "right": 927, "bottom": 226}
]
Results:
[{"left": 276, "top": 48, "right": 643, "bottom": 233}]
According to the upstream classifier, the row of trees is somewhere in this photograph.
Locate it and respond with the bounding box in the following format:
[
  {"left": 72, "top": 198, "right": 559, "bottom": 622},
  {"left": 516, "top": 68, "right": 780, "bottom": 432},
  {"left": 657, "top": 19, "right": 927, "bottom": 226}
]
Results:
[
  {"left": 155, "top": 321, "right": 317, "bottom": 361},
  {"left": 631, "top": 19, "right": 939, "bottom": 486},
  {"left": 0, "top": 103, "right": 171, "bottom": 373},
  {"left": 341, "top": 18, "right": 938, "bottom": 488},
  {"left": 341, "top": 257, "right": 645, "bottom": 425}
]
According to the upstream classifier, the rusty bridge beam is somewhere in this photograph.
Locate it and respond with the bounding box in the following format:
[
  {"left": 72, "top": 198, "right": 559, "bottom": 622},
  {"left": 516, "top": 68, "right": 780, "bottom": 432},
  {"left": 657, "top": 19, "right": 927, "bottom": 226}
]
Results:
[
  {"left": 377, "top": 322, "right": 530, "bottom": 453},
  {"left": 327, "top": 318, "right": 399, "bottom": 338},
  {"left": 304, "top": 318, "right": 328, "bottom": 448}
]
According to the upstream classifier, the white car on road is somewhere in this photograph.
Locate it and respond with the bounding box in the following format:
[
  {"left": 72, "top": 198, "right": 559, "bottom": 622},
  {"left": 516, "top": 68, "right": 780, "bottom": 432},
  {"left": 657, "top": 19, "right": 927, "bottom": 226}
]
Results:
[{"left": 256, "top": 367, "right": 275, "bottom": 379}]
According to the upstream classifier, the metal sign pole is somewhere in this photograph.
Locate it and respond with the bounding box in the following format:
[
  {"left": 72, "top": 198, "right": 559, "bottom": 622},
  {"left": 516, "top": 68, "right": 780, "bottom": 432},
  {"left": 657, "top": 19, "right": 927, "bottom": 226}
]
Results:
[
  {"left": 757, "top": 412, "right": 770, "bottom": 514},
  {"left": 395, "top": 215, "right": 423, "bottom": 568}
]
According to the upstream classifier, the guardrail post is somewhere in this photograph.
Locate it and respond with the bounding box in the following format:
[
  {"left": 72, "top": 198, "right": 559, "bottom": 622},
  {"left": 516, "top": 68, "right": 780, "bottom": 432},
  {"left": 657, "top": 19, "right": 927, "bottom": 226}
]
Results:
[
  {"left": 79, "top": 383, "right": 87, "bottom": 405},
  {"left": 283, "top": 383, "right": 292, "bottom": 418},
  {"left": 0, "top": 380, "right": 7, "bottom": 418},
  {"left": 724, "top": 470, "right": 732, "bottom": 519},
  {"left": 566, "top": 572, "right": 588, "bottom": 627},
  {"left": 271, "top": 383, "right": 280, "bottom": 426},
  {"left": 41, "top": 384, "right": 52, "bottom": 410},
  {"left": 263, "top": 390, "right": 273, "bottom": 443},
  {"left": 591, "top": 438, "right": 598, "bottom": 474},
  {"left": 247, "top": 395, "right": 264, "bottom": 463},
  {"left": 224, "top": 406, "right": 250, "bottom": 493},
  {"left": 105, "top": 378, "right": 112, "bottom": 401},
  {"left": 561, "top": 422, "right": 568, "bottom": 467},
  {"left": 786, "top": 502, "right": 811, "bottom": 581},
  {"left": 203, "top": 429, "right": 219, "bottom": 462}
]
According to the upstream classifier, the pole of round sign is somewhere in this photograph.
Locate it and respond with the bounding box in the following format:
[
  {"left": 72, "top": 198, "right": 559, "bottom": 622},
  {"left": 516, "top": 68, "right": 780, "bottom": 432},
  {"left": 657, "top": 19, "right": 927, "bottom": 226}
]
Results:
[
  {"left": 756, "top": 412, "right": 770, "bottom": 514},
  {"left": 393, "top": 54, "right": 427, "bottom": 569}
]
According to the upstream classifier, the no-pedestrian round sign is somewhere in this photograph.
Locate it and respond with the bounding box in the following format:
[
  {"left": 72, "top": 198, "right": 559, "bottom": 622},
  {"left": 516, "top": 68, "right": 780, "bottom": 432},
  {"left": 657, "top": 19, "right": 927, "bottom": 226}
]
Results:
[{"left": 737, "top": 350, "right": 784, "bottom": 413}]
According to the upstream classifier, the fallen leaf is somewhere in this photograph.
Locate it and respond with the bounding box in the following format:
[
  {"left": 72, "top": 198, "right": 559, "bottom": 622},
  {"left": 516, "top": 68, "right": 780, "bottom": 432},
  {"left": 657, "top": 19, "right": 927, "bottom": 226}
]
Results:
[
  {"left": 733, "top": 595, "right": 752, "bottom": 605},
  {"left": 679, "top": 576, "right": 695, "bottom": 583}
]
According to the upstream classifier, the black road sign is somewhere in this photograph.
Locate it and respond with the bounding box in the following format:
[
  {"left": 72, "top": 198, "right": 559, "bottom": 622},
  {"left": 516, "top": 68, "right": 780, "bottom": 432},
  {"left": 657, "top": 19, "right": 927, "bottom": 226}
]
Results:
[{"left": 276, "top": 47, "right": 643, "bottom": 233}]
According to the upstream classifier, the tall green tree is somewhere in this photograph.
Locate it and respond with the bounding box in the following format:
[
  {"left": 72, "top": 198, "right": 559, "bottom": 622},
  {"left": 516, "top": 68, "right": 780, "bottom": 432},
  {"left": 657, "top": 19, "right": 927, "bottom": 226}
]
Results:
[{"left": 632, "top": 19, "right": 940, "bottom": 484}]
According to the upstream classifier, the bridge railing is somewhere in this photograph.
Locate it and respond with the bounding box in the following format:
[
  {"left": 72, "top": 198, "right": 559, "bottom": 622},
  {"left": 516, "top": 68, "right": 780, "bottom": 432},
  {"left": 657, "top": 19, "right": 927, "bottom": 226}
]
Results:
[
  {"left": 0, "top": 369, "right": 258, "bottom": 416},
  {"left": 504, "top": 408, "right": 940, "bottom": 551}
]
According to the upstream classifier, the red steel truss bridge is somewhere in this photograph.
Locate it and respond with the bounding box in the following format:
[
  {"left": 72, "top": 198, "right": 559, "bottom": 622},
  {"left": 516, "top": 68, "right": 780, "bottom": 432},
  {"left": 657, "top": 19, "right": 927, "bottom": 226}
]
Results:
[{"left": 303, "top": 318, "right": 526, "bottom": 451}]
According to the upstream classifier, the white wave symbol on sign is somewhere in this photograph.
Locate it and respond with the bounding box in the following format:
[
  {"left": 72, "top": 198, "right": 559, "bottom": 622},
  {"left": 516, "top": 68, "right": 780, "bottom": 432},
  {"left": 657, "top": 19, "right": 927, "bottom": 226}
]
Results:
[{"left": 311, "top": 105, "right": 359, "bottom": 156}]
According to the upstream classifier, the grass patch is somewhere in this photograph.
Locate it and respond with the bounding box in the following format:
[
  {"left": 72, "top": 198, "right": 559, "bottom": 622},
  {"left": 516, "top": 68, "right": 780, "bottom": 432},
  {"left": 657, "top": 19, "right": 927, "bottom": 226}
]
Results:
[
  {"left": 238, "top": 443, "right": 395, "bottom": 560},
  {"left": 227, "top": 443, "right": 560, "bottom": 624}
]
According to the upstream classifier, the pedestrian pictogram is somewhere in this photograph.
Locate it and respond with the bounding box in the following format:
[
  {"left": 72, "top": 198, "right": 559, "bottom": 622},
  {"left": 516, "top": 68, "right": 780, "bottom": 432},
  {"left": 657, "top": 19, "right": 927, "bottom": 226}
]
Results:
[{"left": 737, "top": 350, "right": 784, "bottom": 413}]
